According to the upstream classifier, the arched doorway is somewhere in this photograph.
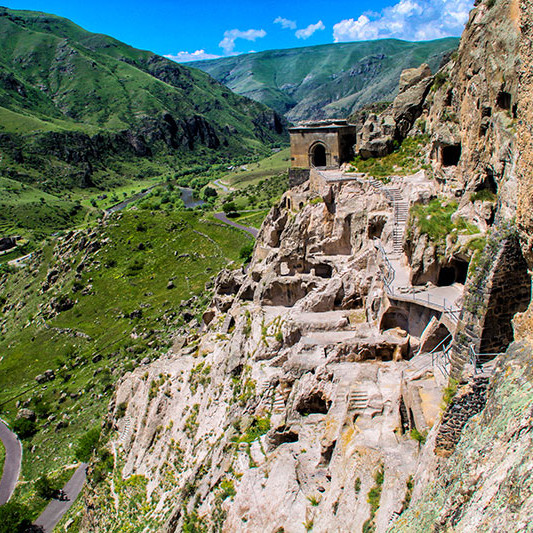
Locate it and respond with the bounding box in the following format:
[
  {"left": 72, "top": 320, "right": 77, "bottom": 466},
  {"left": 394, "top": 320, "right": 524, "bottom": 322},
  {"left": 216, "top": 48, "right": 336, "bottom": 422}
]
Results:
[{"left": 311, "top": 143, "right": 327, "bottom": 167}]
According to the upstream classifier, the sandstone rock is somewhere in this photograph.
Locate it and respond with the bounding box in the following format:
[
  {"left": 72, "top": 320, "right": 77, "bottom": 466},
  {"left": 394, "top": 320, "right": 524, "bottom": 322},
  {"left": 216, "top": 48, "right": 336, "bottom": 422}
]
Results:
[{"left": 16, "top": 408, "right": 36, "bottom": 421}]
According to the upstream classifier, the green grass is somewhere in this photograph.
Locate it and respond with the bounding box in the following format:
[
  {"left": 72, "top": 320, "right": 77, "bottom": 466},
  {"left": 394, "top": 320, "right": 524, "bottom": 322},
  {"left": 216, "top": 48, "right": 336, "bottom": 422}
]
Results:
[
  {"left": 222, "top": 148, "right": 290, "bottom": 189},
  {"left": 0, "top": 208, "right": 250, "bottom": 509},
  {"left": 0, "top": 176, "right": 88, "bottom": 240},
  {"left": 232, "top": 209, "right": 270, "bottom": 229},
  {"left": 408, "top": 198, "right": 480, "bottom": 246},
  {"left": 350, "top": 135, "right": 431, "bottom": 178},
  {"left": 470, "top": 189, "right": 497, "bottom": 203},
  {"left": 362, "top": 465, "right": 385, "bottom": 533}
]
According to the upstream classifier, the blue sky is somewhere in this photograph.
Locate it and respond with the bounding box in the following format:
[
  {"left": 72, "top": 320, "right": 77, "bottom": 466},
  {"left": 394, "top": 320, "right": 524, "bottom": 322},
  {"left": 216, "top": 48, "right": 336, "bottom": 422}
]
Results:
[{"left": 5, "top": 0, "right": 473, "bottom": 61}]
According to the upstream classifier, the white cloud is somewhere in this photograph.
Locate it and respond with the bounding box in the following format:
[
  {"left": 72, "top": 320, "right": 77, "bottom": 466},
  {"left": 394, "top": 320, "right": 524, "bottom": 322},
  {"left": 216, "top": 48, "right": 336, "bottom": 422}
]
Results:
[
  {"left": 274, "top": 16, "right": 297, "bottom": 30},
  {"left": 219, "top": 28, "right": 267, "bottom": 54},
  {"left": 295, "top": 20, "right": 326, "bottom": 40},
  {"left": 333, "top": 0, "right": 473, "bottom": 42},
  {"left": 164, "top": 50, "right": 221, "bottom": 63}
]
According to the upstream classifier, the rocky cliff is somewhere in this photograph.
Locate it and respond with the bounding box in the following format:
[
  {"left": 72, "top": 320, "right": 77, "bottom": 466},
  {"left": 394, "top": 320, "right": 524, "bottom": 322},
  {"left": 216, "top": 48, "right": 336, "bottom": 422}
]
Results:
[{"left": 77, "top": 0, "right": 533, "bottom": 530}]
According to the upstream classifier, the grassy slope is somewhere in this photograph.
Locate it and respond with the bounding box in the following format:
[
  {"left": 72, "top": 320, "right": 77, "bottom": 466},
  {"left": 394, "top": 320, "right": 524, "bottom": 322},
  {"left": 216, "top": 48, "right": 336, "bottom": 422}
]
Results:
[
  {"left": 221, "top": 148, "right": 290, "bottom": 189},
  {"left": 0, "top": 176, "right": 89, "bottom": 239},
  {"left": 0, "top": 8, "right": 287, "bottom": 199},
  {"left": 211, "top": 148, "right": 290, "bottom": 222},
  {"left": 0, "top": 8, "right": 283, "bottom": 141},
  {"left": 0, "top": 208, "right": 250, "bottom": 519},
  {"left": 190, "top": 38, "right": 459, "bottom": 120}
]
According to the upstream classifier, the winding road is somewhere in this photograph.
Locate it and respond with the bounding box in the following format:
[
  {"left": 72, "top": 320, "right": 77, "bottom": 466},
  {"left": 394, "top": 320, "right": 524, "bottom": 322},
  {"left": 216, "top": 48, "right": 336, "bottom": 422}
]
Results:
[
  {"left": 33, "top": 463, "right": 88, "bottom": 532},
  {"left": 0, "top": 419, "right": 22, "bottom": 506},
  {"left": 214, "top": 212, "right": 259, "bottom": 238}
]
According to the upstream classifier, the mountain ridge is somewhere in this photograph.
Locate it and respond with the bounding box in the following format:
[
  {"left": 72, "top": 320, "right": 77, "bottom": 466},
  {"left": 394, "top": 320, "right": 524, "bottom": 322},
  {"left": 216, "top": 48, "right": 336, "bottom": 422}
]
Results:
[
  {"left": 0, "top": 7, "right": 287, "bottom": 191},
  {"left": 189, "top": 37, "right": 460, "bottom": 121}
]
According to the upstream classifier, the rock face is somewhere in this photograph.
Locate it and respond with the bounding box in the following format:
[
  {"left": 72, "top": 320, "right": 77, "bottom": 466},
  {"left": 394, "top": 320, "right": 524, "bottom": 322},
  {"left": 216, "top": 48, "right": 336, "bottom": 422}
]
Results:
[
  {"left": 390, "top": 342, "right": 533, "bottom": 533},
  {"left": 81, "top": 179, "right": 449, "bottom": 532},
  {"left": 356, "top": 64, "right": 434, "bottom": 159},
  {"left": 80, "top": 0, "right": 533, "bottom": 530},
  {"left": 425, "top": 0, "right": 520, "bottom": 211}
]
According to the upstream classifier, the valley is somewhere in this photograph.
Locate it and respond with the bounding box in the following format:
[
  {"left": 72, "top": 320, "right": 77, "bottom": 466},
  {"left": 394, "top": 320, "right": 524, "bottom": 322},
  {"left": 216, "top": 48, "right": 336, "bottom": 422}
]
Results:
[{"left": 1, "top": 0, "right": 533, "bottom": 531}]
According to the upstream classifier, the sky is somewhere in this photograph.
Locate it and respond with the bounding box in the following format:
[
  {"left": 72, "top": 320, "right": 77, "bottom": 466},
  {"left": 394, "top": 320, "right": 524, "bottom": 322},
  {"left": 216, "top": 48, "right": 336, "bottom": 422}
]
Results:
[{"left": 4, "top": 0, "right": 473, "bottom": 62}]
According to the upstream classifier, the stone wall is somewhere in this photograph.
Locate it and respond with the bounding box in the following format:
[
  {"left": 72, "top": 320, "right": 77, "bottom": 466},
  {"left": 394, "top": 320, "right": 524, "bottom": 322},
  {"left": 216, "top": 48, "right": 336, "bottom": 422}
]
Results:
[
  {"left": 515, "top": 0, "right": 533, "bottom": 342},
  {"left": 288, "top": 168, "right": 309, "bottom": 188},
  {"left": 290, "top": 130, "right": 339, "bottom": 168},
  {"left": 450, "top": 225, "right": 531, "bottom": 379},
  {"left": 434, "top": 376, "right": 489, "bottom": 457}
]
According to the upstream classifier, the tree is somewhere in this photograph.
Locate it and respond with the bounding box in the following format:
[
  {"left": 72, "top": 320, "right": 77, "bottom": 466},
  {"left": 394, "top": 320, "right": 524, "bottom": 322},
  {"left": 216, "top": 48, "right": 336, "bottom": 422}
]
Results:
[
  {"left": 222, "top": 202, "right": 238, "bottom": 216},
  {"left": 0, "top": 502, "right": 32, "bottom": 533},
  {"left": 202, "top": 186, "right": 217, "bottom": 200},
  {"left": 12, "top": 418, "right": 36, "bottom": 439},
  {"left": 75, "top": 427, "right": 101, "bottom": 462},
  {"left": 239, "top": 242, "right": 254, "bottom": 263},
  {"left": 35, "top": 475, "right": 57, "bottom": 499}
]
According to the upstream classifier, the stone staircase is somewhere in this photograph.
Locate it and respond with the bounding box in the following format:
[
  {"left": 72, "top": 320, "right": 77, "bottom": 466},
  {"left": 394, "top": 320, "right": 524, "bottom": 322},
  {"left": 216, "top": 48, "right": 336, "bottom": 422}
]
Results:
[
  {"left": 272, "top": 390, "right": 286, "bottom": 413},
  {"left": 367, "top": 179, "right": 409, "bottom": 255},
  {"left": 348, "top": 388, "right": 368, "bottom": 414},
  {"left": 118, "top": 416, "right": 132, "bottom": 445}
]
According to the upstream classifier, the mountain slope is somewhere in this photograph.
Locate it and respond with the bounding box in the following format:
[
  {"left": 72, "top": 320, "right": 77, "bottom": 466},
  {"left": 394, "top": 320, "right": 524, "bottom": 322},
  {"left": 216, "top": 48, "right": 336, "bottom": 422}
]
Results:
[
  {"left": 189, "top": 38, "right": 459, "bottom": 122},
  {"left": 0, "top": 8, "right": 286, "bottom": 190}
]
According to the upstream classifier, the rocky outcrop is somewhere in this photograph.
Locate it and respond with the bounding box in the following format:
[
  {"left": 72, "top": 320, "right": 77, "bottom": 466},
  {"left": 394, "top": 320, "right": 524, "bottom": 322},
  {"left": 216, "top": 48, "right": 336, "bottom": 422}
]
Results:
[
  {"left": 390, "top": 342, "right": 533, "bottom": 533},
  {"left": 81, "top": 178, "right": 449, "bottom": 532},
  {"left": 356, "top": 64, "right": 434, "bottom": 159},
  {"left": 424, "top": 0, "right": 520, "bottom": 211}
]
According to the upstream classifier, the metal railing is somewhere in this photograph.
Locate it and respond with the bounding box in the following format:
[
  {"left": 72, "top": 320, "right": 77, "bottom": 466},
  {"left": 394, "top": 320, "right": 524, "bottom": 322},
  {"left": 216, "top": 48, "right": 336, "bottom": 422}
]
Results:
[
  {"left": 374, "top": 238, "right": 461, "bottom": 324},
  {"left": 468, "top": 345, "right": 501, "bottom": 375},
  {"left": 374, "top": 238, "right": 395, "bottom": 288}
]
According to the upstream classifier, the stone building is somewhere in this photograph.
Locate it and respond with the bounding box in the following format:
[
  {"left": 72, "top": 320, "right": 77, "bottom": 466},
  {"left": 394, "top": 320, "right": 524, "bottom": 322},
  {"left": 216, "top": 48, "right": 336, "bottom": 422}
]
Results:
[{"left": 288, "top": 120, "right": 357, "bottom": 187}]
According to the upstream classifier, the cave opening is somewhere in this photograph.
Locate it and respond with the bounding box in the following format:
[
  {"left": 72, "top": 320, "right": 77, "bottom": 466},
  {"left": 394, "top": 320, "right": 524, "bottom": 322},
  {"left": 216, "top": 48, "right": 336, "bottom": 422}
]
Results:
[
  {"left": 437, "top": 258, "right": 469, "bottom": 286},
  {"left": 296, "top": 392, "right": 331, "bottom": 415},
  {"left": 441, "top": 144, "right": 461, "bottom": 167},
  {"left": 380, "top": 307, "right": 409, "bottom": 333},
  {"left": 496, "top": 91, "right": 512, "bottom": 111}
]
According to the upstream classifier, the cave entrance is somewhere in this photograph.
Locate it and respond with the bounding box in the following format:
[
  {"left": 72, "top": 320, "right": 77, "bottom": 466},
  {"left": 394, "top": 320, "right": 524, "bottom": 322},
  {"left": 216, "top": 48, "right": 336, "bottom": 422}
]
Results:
[
  {"left": 311, "top": 143, "right": 327, "bottom": 167},
  {"left": 441, "top": 144, "right": 461, "bottom": 167},
  {"left": 496, "top": 91, "right": 511, "bottom": 111},
  {"left": 380, "top": 306, "right": 409, "bottom": 333},
  {"left": 437, "top": 258, "right": 469, "bottom": 286}
]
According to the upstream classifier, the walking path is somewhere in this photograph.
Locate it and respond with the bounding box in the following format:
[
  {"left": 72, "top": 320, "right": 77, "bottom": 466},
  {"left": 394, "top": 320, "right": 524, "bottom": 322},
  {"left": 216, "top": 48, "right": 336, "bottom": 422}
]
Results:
[
  {"left": 33, "top": 463, "right": 88, "bottom": 532},
  {"left": 213, "top": 179, "right": 232, "bottom": 193},
  {"left": 213, "top": 212, "right": 259, "bottom": 238},
  {"left": 0, "top": 419, "right": 22, "bottom": 505}
]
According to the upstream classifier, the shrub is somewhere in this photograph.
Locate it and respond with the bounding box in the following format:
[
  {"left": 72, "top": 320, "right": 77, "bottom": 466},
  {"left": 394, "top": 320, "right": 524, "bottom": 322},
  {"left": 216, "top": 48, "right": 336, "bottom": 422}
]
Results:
[
  {"left": 410, "top": 428, "right": 427, "bottom": 445},
  {"left": 222, "top": 202, "right": 237, "bottom": 216},
  {"left": 13, "top": 418, "right": 36, "bottom": 439},
  {"left": 0, "top": 502, "right": 32, "bottom": 533},
  {"left": 35, "top": 474, "right": 57, "bottom": 499},
  {"left": 239, "top": 242, "right": 254, "bottom": 263},
  {"left": 75, "top": 427, "right": 101, "bottom": 462}
]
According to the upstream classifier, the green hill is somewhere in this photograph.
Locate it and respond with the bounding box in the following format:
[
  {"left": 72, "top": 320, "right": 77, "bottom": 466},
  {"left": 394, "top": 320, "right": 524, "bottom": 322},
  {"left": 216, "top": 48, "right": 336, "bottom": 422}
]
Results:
[
  {"left": 0, "top": 8, "right": 287, "bottom": 191},
  {"left": 189, "top": 38, "right": 459, "bottom": 122}
]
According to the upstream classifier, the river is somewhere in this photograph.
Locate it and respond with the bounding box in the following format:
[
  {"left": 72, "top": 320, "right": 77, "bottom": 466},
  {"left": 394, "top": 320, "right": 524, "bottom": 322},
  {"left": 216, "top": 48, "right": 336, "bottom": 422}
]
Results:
[{"left": 105, "top": 186, "right": 204, "bottom": 214}]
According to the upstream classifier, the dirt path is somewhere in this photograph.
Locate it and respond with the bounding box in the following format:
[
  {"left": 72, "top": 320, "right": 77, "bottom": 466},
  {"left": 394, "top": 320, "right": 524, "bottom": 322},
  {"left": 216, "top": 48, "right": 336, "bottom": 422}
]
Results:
[
  {"left": 0, "top": 419, "right": 22, "bottom": 506},
  {"left": 33, "top": 463, "right": 88, "bottom": 532},
  {"left": 213, "top": 212, "right": 259, "bottom": 238}
]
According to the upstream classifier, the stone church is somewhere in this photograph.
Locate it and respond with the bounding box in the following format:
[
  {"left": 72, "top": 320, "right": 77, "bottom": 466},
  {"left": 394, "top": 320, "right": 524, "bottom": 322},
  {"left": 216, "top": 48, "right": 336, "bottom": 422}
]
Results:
[{"left": 288, "top": 119, "right": 357, "bottom": 186}]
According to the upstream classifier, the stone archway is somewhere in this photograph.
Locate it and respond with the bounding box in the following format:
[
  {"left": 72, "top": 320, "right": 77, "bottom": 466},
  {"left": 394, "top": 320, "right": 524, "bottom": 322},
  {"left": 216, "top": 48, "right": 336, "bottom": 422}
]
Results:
[{"left": 309, "top": 142, "right": 328, "bottom": 167}]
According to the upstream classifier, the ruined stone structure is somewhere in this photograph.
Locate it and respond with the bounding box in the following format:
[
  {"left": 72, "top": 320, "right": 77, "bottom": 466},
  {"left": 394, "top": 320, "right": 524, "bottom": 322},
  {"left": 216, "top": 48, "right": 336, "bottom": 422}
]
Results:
[
  {"left": 288, "top": 120, "right": 356, "bottom": 187},
  {"left": 450, "top": 226, "right": 531, "bottom": 380}
]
